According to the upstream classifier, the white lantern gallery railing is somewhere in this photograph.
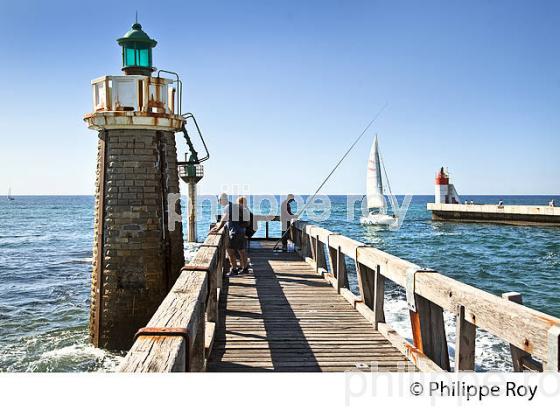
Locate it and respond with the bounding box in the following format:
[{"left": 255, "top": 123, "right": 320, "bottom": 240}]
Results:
[{"left": 91, "top": 75, "right": 178, "bottom": 115}]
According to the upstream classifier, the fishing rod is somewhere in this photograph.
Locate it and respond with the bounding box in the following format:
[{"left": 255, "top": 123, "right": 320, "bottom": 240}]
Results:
[{"left": 272, "top": 102, "right": 389, "bottom": 251}]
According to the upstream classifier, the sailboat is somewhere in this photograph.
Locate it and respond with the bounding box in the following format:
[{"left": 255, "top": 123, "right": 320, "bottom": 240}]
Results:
[
  {"left": 360, "top": 136, "right": 397, "bottom": 226},
  {"left": 7, "top": 187, "right": 15, "bottom": 201}
]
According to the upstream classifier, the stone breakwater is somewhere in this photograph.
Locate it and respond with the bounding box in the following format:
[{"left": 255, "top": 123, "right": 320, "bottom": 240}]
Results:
[{"left": 428, "top": 203, "right": 560, "bottom": 226}]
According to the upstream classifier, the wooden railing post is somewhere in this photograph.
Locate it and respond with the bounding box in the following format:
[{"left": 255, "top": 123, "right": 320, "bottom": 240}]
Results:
[
  {"left": 205, "top": 232, "right": 225, "bottom": 325},
  {"left": 310, "top": 233, "right": 318, "bottom": 266},
  {"left": 327, "top": 243, "right": 336, "bottom": 273},
  {"left": 326, "top": 237, "right": 348, "bottom": 292},
  {"left": 290, "top": 222, "right": 300, "bottom": 249},
  {"left": 207, "top": 266, "right": 218, "bottom": 324},
  {"left": 547, "top": 326, "right": 560, "bottom": 372},
  {"left": 316, "top": 240, "right": 328, "bottom": 273},
  {"left": 455, "top": 305, "right": 476, "bottom": 371},
  {"left": 326, "top": 240, "right": 348, "bottom": 293},
  {"left": 217, "top": 237, "right": 225, "bottom": 290},
  {"left": 190, "top": 300, "right": 206, "bottom": 372},
  {"left": 502, "top": 292, "right": 533, "bottom": 371},
  {"left": 373, "top": 265, "right": 385, "bottom": 330},
  {"left": 336, "top": 247, "right": 348, "bottom": 291},
  {"left": 355, "top": 247, "right": 374, "bottom": 308},
  {"left": 301, "top": 228, "right": 311, "bottom": 258},
  {"left": 409, "top": 294, "right": 450, "bottom": 371}
]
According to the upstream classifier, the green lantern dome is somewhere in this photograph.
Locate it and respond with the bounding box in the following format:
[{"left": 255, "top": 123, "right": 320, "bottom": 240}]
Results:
[{"left": 117, "top": 22, "right": 157, "bottom": 76}]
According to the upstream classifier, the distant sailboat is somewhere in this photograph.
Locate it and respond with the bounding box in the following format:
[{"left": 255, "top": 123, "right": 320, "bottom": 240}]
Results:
[
  {"left": 360, "top": 136, "right": 397, "bottom": 226},
  {"left": 7, "top": 187, "right": 15, "bottom": 201}
]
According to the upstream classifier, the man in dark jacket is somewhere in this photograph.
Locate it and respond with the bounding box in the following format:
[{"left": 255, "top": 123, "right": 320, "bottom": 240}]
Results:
[{"left": 210, "top": 194, "right": 251, "bottom": 274}]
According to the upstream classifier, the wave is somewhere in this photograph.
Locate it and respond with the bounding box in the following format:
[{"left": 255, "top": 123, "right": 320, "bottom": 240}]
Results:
[
  {"left": 0, "top": 234, "right": 43, "bottom": 238},
  {"left": 52, "top": 258, "right": 93, "bottom": 266},
  {"left": 0, "top": 328, "right": 123, "bottom": 373},
  {"left": 382, "top": 290, "right": 512, "bottom": 372}
]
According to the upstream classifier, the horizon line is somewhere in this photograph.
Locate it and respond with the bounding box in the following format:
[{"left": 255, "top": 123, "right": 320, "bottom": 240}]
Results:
[{"left": 4, "top": 193, "right": 560, "bottom": 197}]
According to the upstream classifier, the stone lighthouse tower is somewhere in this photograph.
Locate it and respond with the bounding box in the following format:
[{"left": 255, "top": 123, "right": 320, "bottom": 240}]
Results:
[{"left": 84, "top": 21, "right": 185, "bottom": 350}]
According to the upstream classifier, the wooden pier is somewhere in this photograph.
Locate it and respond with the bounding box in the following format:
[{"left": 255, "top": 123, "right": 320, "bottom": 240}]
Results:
[
  {"left": 119, "top": 219, "right": 560, "bottom": 373},
  {"left": 207, "top": 242, "right": 412, "bottom": 371}
]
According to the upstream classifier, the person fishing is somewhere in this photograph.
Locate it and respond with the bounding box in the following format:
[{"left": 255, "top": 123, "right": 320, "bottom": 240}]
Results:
[
  {"left": 272, "top": 103, "right": 388, "bottom": 251},
  {"left": 280, "top": 194, "right": 296, "bottom": 251},
  {"left": 210, "top": 195, "right": 251, "bottom": 275}
]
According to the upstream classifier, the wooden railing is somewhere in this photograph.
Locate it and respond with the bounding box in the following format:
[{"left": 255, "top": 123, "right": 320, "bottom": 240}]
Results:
[
  {"left": 119, "top": 229, "right": 226, "bottom": 372},
  {"left": 119, "top": 218, "right": 560, "bottom": 372},
  {"left": 289, "top": 220, "right": 560, "bottom": 372}
]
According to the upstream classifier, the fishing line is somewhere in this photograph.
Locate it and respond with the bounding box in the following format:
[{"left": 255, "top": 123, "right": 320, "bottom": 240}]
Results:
[{"left": 272, "top": 102, "right": 389, "bottom": 251}]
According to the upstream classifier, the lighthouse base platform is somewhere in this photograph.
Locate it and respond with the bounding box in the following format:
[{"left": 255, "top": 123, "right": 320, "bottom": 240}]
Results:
[{"left": 427, "top": 203, "right": 560, "bottom": 226}]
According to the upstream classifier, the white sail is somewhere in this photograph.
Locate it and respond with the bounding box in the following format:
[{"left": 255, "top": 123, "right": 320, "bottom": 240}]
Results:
[{"left": 366, "top": 136, "right": 386, "bottom": 209}]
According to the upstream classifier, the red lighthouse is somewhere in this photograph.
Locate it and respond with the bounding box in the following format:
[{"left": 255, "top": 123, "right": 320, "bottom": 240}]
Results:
[{"left": 434, "top": 167, "right": 460, "bottom": 204}]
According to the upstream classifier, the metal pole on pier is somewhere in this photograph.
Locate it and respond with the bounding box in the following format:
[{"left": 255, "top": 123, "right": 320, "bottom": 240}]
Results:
[
  {"left": 178, "top": 115, "right": 209, "bottom": 243},
  {"left": 187, "top": 179, "right": 198, "bottom": 242}
]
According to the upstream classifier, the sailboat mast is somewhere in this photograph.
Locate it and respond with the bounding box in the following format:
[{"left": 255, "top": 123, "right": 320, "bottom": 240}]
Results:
[{"left": 374, "top": 136, "right": 383, "bottom": 195}]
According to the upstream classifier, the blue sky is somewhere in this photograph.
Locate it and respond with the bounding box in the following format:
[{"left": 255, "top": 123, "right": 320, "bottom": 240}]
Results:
[{"left": 0, "top": 0, "right": 558, "bottom": 195}]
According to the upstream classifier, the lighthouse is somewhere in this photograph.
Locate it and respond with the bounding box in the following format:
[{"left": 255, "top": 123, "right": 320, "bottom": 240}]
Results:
[
  {"left": 83, "top": 21, "right": 185, "bottom": 350},
  {"left": 435, "top": 167, "right": 460, "bottom": 204}
]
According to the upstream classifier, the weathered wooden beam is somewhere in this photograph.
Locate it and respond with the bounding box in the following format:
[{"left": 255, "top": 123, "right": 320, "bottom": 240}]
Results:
[
  {"left": 207, "top": 269, "right": 218, "bottom": 324},
  {"left": 521, "top": 356, "right": 544, "bottom": 372},
  {"left": 340, "top": 287, "right": 359, "bottom": 308},
  {"left": 373, "top": 265, "right": 385, "bottom": 330},
  {"left": 327, "top": 242, "right": 337, "bottom": 277},
  {"left": 316, "top": 240, "right": 328, "bottom": 273},
  {"left": 216, "top": 243, "right": 224, "bottom": 292},
  {"left": 356, "top": 262, "right": 375, "bottom": 309},
  {"left": 301, "top": 228, "right": 311, "bottom": 259},
  {"left": 547, "top": 325, "right": 560, "bottom": 371},
  {"left": 377, "top": 323, "right": 443, "bottom": 372},
  {"left": 501, "top": 292, "right": 532, "bottom": 371},
  {"left": 337, "top": 246, "right": 348, "bottom": 292},
  {"left": 190, "top": 302, "right": 206, "bottom": 372},
  {"left": 310, "top": 235, "right": 318, "bottom": 267},
  {"left": 205, "top": 321, "right": 216, "bottom": 359},
  {"left": 410, "top": 295, "right": 450, "bottom": 371},
  {"left": 455, "top": 305, "right": 476, "bottom": 371},
  {"left": 207, "top": 232, "right": 224, "bottom": 323}
]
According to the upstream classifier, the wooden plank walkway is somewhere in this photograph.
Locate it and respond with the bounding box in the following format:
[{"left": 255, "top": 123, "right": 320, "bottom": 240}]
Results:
[{"left": 207, "top": 242, "right": 415, "bottom": 372}]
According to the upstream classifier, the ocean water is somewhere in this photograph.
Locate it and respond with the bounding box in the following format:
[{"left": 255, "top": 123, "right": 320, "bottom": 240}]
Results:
[{"left": 0, "top": 195, "right": 559, "bottom": 372}]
